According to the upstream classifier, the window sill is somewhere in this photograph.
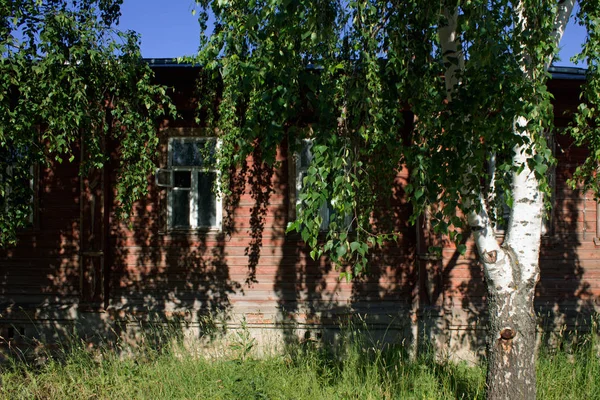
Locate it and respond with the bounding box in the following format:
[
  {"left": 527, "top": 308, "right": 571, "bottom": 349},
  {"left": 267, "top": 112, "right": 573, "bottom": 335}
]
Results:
[{"left": 158, "top": 228, "right": 224, "bottom": 238}]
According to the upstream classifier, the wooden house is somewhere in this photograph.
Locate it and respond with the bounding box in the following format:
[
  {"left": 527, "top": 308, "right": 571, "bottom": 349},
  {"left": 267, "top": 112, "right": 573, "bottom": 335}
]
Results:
[{"left": 0, "top": 61, "right": 595, "bottom": 358}]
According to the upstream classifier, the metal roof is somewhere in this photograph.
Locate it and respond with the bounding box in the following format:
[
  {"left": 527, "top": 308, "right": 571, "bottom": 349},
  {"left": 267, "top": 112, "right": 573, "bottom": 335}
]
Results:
[
  {"left": 548, "top": 66, "right": 587, "bottom": 80},
  {"left": 144, "top": 58, "right": 588, "bottom": 80},
  {"left": 145, "top": 58, "right": 199, "bottom": 68}
]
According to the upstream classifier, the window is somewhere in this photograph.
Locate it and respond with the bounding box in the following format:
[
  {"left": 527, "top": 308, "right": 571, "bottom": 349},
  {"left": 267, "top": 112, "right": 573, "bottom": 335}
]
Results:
[
  {"left": 294, "top": 139, "right": 352, "bottom": 231},
  {"left": 156, "top": 137, "right": 222, "bottom": 230},
  {"left": 0, "top": 145, "right": 35, "bottom": 226}
]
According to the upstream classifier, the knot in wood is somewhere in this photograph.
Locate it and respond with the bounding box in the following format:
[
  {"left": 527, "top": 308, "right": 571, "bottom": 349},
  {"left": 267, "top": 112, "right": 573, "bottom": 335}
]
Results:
[
  {"left": 483, "top": 250, "right": 498, "bottom": 263},
  {"left": 500, "top": 328, "right": 515, "bottom": 340}
]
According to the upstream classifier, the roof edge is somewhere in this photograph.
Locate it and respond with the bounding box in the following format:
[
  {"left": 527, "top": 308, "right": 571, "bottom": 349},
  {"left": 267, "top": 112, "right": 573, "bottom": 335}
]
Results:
[
  {"left": 144, "top": 58, "right": 589, "bottom": 80},
  {"left": 548, "top": 65, "right": 587, "bottom": 80}
]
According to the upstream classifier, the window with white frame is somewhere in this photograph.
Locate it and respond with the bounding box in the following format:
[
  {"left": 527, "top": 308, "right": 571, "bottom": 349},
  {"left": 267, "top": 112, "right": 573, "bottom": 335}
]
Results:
[
  {"left": 295, "top": 139, "right": 352, "bottom": 231},
  {"left": 156, "top": 137, "right": 222, "bottom": 230}
]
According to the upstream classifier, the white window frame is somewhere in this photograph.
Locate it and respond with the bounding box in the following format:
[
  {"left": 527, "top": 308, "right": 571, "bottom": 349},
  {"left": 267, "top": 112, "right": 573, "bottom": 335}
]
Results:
[
  {"left": 295, "top": 138, "right": 352, "bottom": 231},
  {"left": 164, "top": 137, "right": 222, "bottom": 231}
]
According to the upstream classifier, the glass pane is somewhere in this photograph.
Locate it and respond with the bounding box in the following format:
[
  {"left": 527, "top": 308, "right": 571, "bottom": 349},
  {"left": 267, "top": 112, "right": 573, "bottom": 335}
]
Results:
[
  {"left": 172, "top": 190, "right": 190, "bottom": 228},
  {"left": 299, "top": 140, "right": 313, "bottom": 169},
  {"left": 174, "top": 171, "right": 191, "bottom": 188},
  {"left": 198, "top": 171, "right": 217, "bottom": 227},
  {"left": 171, "top": 139, "right": 216, "bottom": 167},
  {"left": 320, "top": 202, "right": 331, "bottom": 230}
]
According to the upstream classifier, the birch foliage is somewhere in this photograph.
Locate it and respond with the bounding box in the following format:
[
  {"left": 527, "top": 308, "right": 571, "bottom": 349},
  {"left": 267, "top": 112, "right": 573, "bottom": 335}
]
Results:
[
  {"left": 0, "top": 0, "right": 175, "bottom": 247},
  {"left": 193, "top": 0, "right": 598, "bottom": 274}
]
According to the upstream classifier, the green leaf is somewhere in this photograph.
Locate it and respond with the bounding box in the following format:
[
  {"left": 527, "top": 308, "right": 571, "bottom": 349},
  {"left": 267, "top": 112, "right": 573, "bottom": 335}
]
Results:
[
  {"left": 535, "top": 163, "right": 548, "bottom": 175},
  {"left": 336, "top": 245, "right": 347, "bottom": 258},
  {"left": 414, "top": 187, "right": 424, "bottom": 200}
]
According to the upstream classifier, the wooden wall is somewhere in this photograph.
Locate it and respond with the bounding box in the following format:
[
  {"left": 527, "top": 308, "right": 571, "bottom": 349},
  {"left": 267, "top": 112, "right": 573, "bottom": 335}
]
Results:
[
  {"left": 0, "top": 155, "right": 81, "bottom": 344},
  {"left": 1, "top": 67, "right": 597, "bottom": 354},
  {"left": 107, "top": 127, "right": 418, "bottom": 346}
]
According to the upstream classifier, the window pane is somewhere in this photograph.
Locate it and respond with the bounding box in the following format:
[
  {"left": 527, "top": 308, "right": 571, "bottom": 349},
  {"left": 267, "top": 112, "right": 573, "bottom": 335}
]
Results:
[
  {"left": 174, "top": 171, "right": 191, "bottom": 188},
  {"left": 299, "top": 140, "right": 313, "bottom": 169},
  {"left": 198, "top": 171, "right": 217, "bottom": 227},
  {"left": 172, "top": 190, "right": 190, "bottom": 228},
  {"left": 172, "top": 140, "right": 216, "bottom": 167},
  {"left": 320, "top": 202, "right": 331, "bottom": 230}
]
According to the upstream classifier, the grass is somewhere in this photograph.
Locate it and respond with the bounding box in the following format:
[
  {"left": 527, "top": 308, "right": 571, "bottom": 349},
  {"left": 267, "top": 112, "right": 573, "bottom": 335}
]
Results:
[
  {"left": 1, "top": 326, "right": 599, "bottom": 399},
  {"left": 537, "top": 331, "right": 600, "bottom": 400}
]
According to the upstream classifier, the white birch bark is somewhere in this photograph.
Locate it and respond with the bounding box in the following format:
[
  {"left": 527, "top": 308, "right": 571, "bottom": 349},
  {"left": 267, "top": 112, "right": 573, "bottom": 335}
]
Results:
[
  {"left": 505, "top": 0, "right": 575, "bottom": 283},
  {"left": 487, "top": 1, "right": 574, "bottom": 398}
]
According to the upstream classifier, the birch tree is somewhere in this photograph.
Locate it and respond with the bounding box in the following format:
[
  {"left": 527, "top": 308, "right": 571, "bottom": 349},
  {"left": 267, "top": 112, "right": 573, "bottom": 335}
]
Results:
[{"left": 0, "top": 0, "right": 175, "bottom": 246}]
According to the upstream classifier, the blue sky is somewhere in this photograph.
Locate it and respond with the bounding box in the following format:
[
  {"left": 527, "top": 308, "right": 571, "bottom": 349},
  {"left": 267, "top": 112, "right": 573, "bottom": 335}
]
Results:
[
  {"left": 118, "top": 1, "right": 586, "bottom": 67},
  {"left": 118, "top": 1, "right": 202, "bottom": 58}
]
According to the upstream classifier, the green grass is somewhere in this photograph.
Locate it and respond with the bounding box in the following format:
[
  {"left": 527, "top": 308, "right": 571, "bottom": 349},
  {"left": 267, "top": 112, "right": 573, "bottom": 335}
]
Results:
[
  {"left": 536, "top": 333, "right": 600, "bottom": 400},
  {"left": 1, "top": 329, "right": 599, "bottom": 399}
]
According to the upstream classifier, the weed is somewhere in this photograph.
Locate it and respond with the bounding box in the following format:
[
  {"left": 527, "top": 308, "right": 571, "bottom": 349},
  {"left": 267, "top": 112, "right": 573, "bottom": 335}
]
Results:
[{"left": 229, "top": 317, "right": 256, "bottom": 362}]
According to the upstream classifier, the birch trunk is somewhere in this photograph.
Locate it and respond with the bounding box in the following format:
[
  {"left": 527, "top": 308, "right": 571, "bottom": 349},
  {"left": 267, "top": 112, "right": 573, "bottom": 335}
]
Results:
[
  {"left": 482, "top": 124, "right": 544, "bottom": 398},
  {"left": 465, "top": 188, "right": 540, "bottom": 399},
  {"left": 482, "top": 2, "right": 575, "bottom": 397},
  {"left": 485, "top": 265, "right": 538, "bottom": 400}
]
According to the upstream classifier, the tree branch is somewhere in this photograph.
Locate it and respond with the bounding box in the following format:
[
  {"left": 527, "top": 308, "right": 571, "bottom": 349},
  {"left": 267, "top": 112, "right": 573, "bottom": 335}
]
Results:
[
  {"left": 438, "top": 8, "right": 464, "bottom": 100},
  {"left": 505, "top": 0, "right": 575, "bottom": 284},
  {"left": 546, "top": 0, "right": 576, "bottom": 69},
  {"left": 370, "top": 8, "right": 393, "bottom": 39},
  {"left": 438, "top": 6, "right": 509, "bottom": 288}
]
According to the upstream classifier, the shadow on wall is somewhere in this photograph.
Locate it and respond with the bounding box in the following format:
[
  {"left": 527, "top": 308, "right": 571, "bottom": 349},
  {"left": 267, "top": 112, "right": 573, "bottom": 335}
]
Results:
[
  {"left": 108, "top": 142, "right": 286, "bottom": 345},
  {"left": 350, "top": 162, "right": 417, "bottom": 350},
  {"left": 274, "top": 137, "right": 418, "bottom": 352},
  {"left": 537, "top": 134, "right": 595, "bottom": 343},
  {"left": 240, "top": 146, "right": 275, "bottom": 287},
  {"left": 274, "top": 137, "right": 346, "bottom": 349},
  {"left": 0, "top": 157, "right": 84, "bottom": 352},
  {"left": 110, "top": 182, "right": 239, "bottom": 343}
]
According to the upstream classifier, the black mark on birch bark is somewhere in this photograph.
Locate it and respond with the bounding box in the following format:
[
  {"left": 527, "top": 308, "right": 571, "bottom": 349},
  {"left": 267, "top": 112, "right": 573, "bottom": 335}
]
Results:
[
  {"left": 500, "top": 328, "right": 516, "bottom": 340},
  {"left": 483, "top": 250, "right": 497, "bottom": 263}
]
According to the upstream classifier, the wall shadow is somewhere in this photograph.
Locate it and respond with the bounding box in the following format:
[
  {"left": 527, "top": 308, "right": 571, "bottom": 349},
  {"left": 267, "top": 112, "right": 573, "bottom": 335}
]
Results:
[
  {"left": 0, "top": 155, "right": 86, "bottom": 359},
  {"left": 109, "top": 176, "right": 240, "bottom": 344},
  {"left": 351, "top": 166, "right": 418, "bottom": 352},
  {"left": 242, "top": 146, "right": 275, "bottom": 287},
  {"left": 536, "top": 132, "right": 595, "bottom": 344},
  {"left": 274, "top": 137, "right": 418, "bottom": 354}
]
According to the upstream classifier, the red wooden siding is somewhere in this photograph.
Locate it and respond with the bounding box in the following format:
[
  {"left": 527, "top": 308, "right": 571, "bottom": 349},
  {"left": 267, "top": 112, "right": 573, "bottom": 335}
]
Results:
[
  {"left": 106, "top": 134, "right": 417, "bottom": 339},
  {"left": 0, "top": 156, "right": 81, "bottom": 341},
  {"left": 0, "top": 65, "right": 597, "bottom": 352}
]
